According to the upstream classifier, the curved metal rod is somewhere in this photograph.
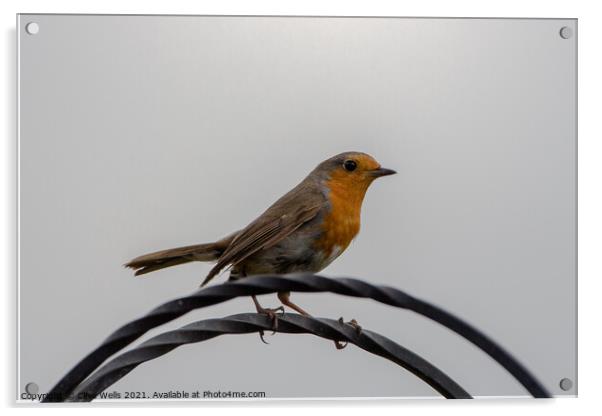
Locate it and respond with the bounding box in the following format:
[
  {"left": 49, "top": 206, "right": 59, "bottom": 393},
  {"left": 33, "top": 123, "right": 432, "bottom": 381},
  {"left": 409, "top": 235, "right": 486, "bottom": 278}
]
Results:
[
  {"left": 67, "top": 313, "right": 472, "bottom": 401},
  {"left": 43, "top": 274, "right": 550, "bottom": 401}
]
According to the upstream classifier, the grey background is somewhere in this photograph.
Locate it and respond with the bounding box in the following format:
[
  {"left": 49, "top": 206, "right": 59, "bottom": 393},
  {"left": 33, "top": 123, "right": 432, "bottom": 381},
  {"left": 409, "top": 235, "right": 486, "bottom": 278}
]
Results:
[{"left": 18, "top": 15, "right": 576, "bottom": 399}]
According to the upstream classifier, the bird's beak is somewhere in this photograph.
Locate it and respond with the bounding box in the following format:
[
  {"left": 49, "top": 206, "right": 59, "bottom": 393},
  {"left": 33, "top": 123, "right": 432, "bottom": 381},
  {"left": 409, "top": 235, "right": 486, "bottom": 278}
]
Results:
[{"left": 369, "top": 167, "right": 397, "bottom": 178}]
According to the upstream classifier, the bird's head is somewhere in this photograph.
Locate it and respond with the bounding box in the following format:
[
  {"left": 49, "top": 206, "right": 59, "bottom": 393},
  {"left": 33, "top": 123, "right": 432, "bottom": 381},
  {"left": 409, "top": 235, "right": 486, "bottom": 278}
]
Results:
[{"left": 314, "top": 151, "right": 396, "bottom": 197}]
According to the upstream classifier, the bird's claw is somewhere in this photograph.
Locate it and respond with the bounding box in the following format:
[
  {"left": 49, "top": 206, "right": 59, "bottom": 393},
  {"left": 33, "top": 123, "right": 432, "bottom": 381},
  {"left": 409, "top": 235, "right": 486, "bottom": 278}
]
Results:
[
  {"left": 347, "top": 318, "right": 363, "bottom": 335},
  {"left": 334, "top": 339, "right": 348, "bottom": 350},
  {"left": 264, "top": 306, "right": 285, "bottom": 333},
  {"left": 257, "top": 306, "right": 285, "bottom": 343},
  {"left": 338, "top": 316, "right": 362, "bottom": 334},
  {"left": 334, "top": 316, "right": 363, "bottom": 349},
  {"left": 258, "top": 329, "right": 269, "bottom": 345}
]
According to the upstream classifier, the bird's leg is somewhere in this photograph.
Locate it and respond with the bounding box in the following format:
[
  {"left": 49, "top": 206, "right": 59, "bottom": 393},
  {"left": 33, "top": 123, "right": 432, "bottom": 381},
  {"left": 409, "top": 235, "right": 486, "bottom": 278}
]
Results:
[
  {"left": 277, "top": 291, "right": 311, "bottom": 316},
  {"left": 239, "top": 264, "right": 283, "bottom": 344},
  {"left": 252, "top": 295, "right": 284, "bottom": 343},
  {"left": 277, "top": 291, "right": 347, "bottom": 350}
]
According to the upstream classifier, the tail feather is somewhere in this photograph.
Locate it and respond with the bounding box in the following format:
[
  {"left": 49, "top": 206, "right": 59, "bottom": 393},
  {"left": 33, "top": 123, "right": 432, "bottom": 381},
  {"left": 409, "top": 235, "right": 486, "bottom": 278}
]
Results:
[
  {"left": 130, "top": 257, "right": 194, "bottom": 276},
  {"left": 125, "top": 233, "right": 237, "bottom": 278}
]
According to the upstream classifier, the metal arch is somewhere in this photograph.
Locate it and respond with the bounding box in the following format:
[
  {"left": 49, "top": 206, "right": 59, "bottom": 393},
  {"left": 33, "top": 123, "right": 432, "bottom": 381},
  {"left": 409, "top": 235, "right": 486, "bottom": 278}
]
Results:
[
  {"left": 42, "top": 274, "right": 550, "bottom": 401},
  {"left": 66, "top": 313, "right": 472, "bottom": 401}
]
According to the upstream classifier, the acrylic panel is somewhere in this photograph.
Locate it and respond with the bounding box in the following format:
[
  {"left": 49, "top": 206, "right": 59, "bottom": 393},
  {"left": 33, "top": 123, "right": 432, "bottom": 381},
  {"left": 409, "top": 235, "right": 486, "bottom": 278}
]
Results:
[{"left": 18, "top": 15, "right": 576, "bottom": 401}]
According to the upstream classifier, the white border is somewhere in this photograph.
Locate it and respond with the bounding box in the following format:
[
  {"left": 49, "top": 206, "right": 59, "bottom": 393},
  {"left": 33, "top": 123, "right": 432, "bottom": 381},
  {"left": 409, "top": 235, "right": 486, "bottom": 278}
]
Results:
[{"left": 15, "top": 13, "right": 21, "bottom": 408}]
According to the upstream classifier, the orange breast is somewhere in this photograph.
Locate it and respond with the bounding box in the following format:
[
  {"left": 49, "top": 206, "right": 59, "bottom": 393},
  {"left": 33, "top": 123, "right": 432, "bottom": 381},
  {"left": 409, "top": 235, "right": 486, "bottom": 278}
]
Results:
[{"left": 315, "top": 174, "right": 369, "bottom": 260}]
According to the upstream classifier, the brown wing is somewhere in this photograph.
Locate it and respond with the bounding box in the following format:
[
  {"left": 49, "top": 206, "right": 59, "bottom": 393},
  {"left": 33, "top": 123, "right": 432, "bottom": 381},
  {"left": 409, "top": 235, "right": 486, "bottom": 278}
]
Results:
[{"left": 201, "top": 180, "right": 325, "bottom": 286}]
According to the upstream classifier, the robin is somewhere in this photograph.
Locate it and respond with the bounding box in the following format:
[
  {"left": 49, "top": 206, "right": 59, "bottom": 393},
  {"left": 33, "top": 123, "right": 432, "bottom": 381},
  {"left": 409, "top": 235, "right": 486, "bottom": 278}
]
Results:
[{"left": 125, "top": 151, "right": 396, "bottom": 348}]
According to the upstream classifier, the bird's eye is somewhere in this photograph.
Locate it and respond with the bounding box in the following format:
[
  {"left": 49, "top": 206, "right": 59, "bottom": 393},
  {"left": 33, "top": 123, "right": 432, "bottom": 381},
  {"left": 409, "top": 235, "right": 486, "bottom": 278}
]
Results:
[{"left": 343, "top": 159, "right": 357, "bottom": 172}]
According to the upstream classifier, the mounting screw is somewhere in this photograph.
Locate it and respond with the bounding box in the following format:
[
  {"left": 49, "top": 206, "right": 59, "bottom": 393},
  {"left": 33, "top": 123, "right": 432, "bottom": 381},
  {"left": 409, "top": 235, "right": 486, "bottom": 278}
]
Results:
[
  {"left": 25, "top": 22, "right": 39, "bottom": 35},
  {"left": 559, "top": 378, "right": 573, "bottom": 391},
  {"left": 559, "top": 26, "right": 573, "bottom": 39},
  {"left": 25, "top": 382, "right": 39, "bottom": 395}
]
